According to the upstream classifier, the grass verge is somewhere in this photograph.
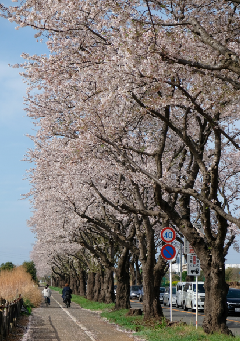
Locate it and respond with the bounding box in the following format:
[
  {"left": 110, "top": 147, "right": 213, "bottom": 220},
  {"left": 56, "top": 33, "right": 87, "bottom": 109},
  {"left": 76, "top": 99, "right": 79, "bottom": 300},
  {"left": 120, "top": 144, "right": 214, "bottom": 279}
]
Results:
[
  {"left": 50, "top": 287, "right": 240, "bottom": 341},
  {"left": 102, "top": 309, "right": 240, "bottom": 341}
]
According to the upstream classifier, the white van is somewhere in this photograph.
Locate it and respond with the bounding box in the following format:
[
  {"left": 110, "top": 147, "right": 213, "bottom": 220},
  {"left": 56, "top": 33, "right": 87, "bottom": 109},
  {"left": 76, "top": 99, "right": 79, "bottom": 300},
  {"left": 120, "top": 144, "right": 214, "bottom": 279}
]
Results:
[
  {"left": 175, "top": 282, "right": 186, "bottom": 308},
  {"left": 182, "top": 282, "right": 205, "bottom": 311}
]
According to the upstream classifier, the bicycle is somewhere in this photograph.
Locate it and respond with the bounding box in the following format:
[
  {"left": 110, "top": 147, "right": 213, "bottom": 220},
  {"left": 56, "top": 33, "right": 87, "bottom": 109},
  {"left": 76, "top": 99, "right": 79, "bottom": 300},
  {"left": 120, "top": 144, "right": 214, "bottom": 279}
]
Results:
[
  {"left": 44, "top": 297, "right": 49, "bottom": 307},
  {"left": 64, "top": 294, "right": 71, "bottom": 308}
]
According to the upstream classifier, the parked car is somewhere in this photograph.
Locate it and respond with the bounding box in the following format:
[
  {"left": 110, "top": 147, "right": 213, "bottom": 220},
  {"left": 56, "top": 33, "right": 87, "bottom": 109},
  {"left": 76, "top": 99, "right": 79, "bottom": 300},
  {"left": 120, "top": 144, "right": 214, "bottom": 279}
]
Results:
[
  {"left": 163, "top": 287, "right": 176, "bottom": 306},
  {"left": 182, "top": 282, "right": 205, "bottom": 311},
  {"left": 130, "top": 285, "right": 142, "bottom": 300},
  {"left": 227, "top": 288, "right": 240, "bottom": 315},
  {"left": 139, "top": 286, "right": 165, "bottom": 303},
  {"left": 175, "top": 282, "right": 186, "bottom": 308},
  {"left": 160, "top": 287, "right": 165, "bottom": 303}
]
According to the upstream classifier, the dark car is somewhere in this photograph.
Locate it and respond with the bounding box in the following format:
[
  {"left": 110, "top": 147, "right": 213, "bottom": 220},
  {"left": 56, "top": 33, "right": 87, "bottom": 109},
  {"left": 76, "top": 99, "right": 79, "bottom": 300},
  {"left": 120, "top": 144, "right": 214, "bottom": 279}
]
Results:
[
  {"left": 227, "top": 288, "right": 240, "bottom": 314},
  {"left": 130, "top": 285, "right": 142, "bottom": 300}
]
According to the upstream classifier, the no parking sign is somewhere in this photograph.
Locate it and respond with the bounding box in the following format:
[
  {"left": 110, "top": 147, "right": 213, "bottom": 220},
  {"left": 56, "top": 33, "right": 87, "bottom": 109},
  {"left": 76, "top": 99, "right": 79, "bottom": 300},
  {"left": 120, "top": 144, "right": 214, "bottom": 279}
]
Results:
[{"left": 161, "top": 244, "right": 176, "bottom": 260}]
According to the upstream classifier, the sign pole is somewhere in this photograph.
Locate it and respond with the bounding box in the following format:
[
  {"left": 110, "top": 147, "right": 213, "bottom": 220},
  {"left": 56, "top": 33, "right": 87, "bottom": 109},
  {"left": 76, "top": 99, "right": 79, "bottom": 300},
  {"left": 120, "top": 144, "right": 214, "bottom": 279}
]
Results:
[
  {"left": 160, "top": 226, "right": 176, "bottom": 324},
  {"left": 180, "top": 241, "right": 182, "bottom": 282},
  {"left": 196, "top": 275, "right": 198, "bottom": 329},
  {"left": 170, "top": 260, "right": 172, "bottom": 322}
]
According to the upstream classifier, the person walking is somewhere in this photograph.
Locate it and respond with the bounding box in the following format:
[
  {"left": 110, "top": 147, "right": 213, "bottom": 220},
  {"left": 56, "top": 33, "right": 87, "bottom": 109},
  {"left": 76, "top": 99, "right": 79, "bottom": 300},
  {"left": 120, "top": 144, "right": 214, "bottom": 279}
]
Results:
[{"left": 42, "top": 285, "right": 52, "bottom": 305}]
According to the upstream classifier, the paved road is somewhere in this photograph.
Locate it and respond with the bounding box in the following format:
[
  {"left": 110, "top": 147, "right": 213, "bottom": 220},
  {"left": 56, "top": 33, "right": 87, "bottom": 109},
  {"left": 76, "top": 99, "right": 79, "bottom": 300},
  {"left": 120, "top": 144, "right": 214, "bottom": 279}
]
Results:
[
  {"left": 23, "top": 289, "right": 136, "bottom": 341},
  {"left": 130, "top": 300, "right": 240, "bottom": 336}
]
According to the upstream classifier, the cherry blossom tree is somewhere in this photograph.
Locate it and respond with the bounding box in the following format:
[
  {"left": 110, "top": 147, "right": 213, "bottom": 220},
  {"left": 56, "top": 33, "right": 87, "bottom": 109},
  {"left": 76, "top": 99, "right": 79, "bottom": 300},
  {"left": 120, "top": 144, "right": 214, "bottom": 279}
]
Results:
[
  {"left": 2, "top": 0, "right": 240, "bottom": 334},
  {"left": 26, "top": 136, "right": 170, "bottom": 313}
]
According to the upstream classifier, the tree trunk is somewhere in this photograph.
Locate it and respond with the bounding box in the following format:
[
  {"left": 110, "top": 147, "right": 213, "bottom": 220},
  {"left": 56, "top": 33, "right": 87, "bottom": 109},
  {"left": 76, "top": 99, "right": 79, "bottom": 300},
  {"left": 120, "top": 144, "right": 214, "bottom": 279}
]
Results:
[
  {"left": 86, "top": 272, "right": 95, "bottom": 301},
  {"left": 103, "top": 268, "right": 114, "bottom": 304},
  {"left": 98, "top": 270, "right": 104, "bottom": 302},
  {"left": 202, "top": 250, "right": 230, "bottom": 335},
  {"left": 153, "top": 255, "right": 168, "bottom": 316},
  {"left": 140, "top": 220, "right": 164, "bottom": 319},
  {"left": 56, "top": 275, "right": 65, "bottom": 289},
  {"left": 79, "top": 270, "right": 86, "bottom": 297},
  {"left": 129, "top": 256, "right": 135, "bottom": 285},
  {"left": 52, "top": 276, "right": 58, "bottom": 287},
  {"left": 142, "top": 260, "right": 156, "bottom": 319},
  {"left": 70, "top": 276, "right": 77, "bottom": 294},
  {"left": 94, "top": 272, "right": 102, "bottom": 302},
  {"left": 183, "top": 214, "right": 233, "bottom": 335},
  {"left": 115, "top": 247, "right": 130, "bottom": 310}
]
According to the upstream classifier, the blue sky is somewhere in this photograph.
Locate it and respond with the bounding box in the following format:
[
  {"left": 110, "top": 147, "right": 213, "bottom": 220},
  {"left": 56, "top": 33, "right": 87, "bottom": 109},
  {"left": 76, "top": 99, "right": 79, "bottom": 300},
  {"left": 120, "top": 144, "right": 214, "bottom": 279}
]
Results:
[
  {"left": 0, "top": 0, "right": 239, "bottom": 266},
  {"left": 0, "top": 0, "right": 48, "bottom": 265}
]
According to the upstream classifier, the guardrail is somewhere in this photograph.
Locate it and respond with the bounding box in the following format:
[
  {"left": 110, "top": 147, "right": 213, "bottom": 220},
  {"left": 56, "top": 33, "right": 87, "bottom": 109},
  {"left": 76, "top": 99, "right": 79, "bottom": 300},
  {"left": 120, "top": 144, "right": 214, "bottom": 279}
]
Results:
[{"left": 0, "top": 297, "right": 23, "bottom": 340}]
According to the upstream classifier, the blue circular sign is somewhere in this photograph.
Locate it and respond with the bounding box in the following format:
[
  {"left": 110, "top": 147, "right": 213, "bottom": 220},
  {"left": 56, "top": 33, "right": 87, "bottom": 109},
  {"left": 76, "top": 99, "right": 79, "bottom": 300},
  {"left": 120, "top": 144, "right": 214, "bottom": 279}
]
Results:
[{"left": 161, "top": 244, "right": 176, "bottom": 260}]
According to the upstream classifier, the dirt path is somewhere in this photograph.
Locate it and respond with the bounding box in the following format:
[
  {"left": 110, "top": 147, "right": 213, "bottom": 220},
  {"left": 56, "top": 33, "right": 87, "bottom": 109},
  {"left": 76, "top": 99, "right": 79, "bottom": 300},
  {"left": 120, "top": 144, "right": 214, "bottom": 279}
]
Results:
[{"left": 22, "top": 289, "right": 137, "bottom": 341}]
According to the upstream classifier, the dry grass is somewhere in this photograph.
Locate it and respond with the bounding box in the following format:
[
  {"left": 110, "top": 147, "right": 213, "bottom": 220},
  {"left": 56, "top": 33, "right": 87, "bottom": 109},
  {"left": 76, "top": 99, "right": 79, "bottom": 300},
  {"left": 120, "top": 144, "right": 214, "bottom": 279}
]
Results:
[{"left": 0, "top": 266, "right": 41, "bottom": 306}]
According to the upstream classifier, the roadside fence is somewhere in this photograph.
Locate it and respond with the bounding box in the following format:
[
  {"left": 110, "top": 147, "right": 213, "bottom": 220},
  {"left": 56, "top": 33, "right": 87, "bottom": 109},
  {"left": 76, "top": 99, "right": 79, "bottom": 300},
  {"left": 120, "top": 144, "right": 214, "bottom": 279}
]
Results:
[{"left": 0, "top": 296, "right": 23, "bottom": 340}]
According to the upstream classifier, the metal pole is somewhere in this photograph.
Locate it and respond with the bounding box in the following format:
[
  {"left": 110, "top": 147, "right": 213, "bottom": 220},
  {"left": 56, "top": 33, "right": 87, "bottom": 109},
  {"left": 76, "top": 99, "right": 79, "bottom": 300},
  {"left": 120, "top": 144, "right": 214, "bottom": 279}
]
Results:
[
  {"left": 196, "top": 276, "right": 198, "bottom": 329},
  {"left": 170, "top": 261, "right": 172, "bottom": 322},
  {"left": 51, "top": 276, "right": 53, "bottom": 287},
  {"left": 180, "top": 242, "right": 182, "bottom": 282}
]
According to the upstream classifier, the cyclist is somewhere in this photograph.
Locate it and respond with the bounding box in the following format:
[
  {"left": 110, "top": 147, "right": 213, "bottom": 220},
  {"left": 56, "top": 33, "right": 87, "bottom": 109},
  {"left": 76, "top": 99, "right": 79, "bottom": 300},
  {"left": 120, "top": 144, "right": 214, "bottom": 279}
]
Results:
[
  {"left": 42, "top": 285, "right": 52, "bottom": 305},
  {"left": 62, "top": 283, "right": 72, "bottom": 307}
]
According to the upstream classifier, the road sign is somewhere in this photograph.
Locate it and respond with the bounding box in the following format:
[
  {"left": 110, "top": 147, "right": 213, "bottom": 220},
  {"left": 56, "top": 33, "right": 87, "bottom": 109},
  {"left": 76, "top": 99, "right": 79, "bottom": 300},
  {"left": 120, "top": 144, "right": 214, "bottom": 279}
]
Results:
[
  {"left": 161, "top": 227, "right": 176, "bottom": 243},
  {"left": 187, "top": 254, "right": 200, "bottom": 276},
  {"left": 194, "top": 223, "right": 204, "bottom": 235},
  {"left": 161, "top": 244, "right": 176, "bottom": 260},
  {"left": 184, "top": 225, "right": 204, "bottom": 255},
  {"left": 184, "top": 237, "right": 195, "bottom": 254}
]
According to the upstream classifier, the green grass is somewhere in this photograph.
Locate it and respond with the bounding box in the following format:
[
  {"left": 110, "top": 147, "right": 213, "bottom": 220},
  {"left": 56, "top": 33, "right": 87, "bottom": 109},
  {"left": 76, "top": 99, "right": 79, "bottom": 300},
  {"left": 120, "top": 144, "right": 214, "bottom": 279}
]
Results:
[
  {"left": 102, "top": 309, "right": 240, "bottom": 341},
  {"left": 50, "top": 286, "right": 240, "bottom": 341},
  {"left": 49, "top": 286, "right": 62, "bottom": 293},
  {"left": 49, "top": 286, "right": 114, "bottom": 311},
  {"left": 71, "top": 294, "right": 114, "bottom": 311},
  {"left": 136, "top": 325, "right": 240, "bottom": 341},
  {"left": 101, "top": 309, "right": 146, "bottom": 332}
]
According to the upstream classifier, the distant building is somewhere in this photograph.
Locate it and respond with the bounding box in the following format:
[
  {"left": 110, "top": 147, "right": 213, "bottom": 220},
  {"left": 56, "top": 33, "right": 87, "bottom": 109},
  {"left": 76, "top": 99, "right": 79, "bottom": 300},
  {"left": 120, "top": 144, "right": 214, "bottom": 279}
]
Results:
[
  {"left": 172, "top": 263, "right": 240, "bottom": 275},
  {"left": 225, "top": 264, "right": 240, "bottom": 269},
  {"left": 172, "top": 255, "right": 187, "bottom": 272}
]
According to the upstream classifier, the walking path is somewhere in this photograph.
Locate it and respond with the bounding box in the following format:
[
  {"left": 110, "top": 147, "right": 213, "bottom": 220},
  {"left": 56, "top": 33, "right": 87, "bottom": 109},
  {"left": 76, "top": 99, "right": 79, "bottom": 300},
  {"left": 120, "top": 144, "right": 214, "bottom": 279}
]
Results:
[{"left": 23, "top": 289, "right": 136, "bottom": 341}]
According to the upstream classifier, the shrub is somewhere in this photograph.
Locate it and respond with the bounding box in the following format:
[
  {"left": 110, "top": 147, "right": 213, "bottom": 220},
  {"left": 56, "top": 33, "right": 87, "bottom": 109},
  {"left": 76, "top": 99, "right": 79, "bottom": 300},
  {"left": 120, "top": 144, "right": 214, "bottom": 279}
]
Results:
[
  {"left": 22, "top": 261, "right": 37, "bottom": 282},
  {"left": 0, "top": 266, "right": 41, "bottom": 306}
]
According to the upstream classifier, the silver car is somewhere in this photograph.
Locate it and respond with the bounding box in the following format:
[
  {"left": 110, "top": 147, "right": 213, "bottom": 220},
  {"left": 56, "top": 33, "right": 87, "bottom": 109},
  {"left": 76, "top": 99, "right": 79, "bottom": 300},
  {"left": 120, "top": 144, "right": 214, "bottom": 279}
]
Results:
[
  {"left": 130, "top": 285, "right": 142, "bottom": 300},
  {"left": 163, "top": 287, "right": 176, "bottom": 306}
]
